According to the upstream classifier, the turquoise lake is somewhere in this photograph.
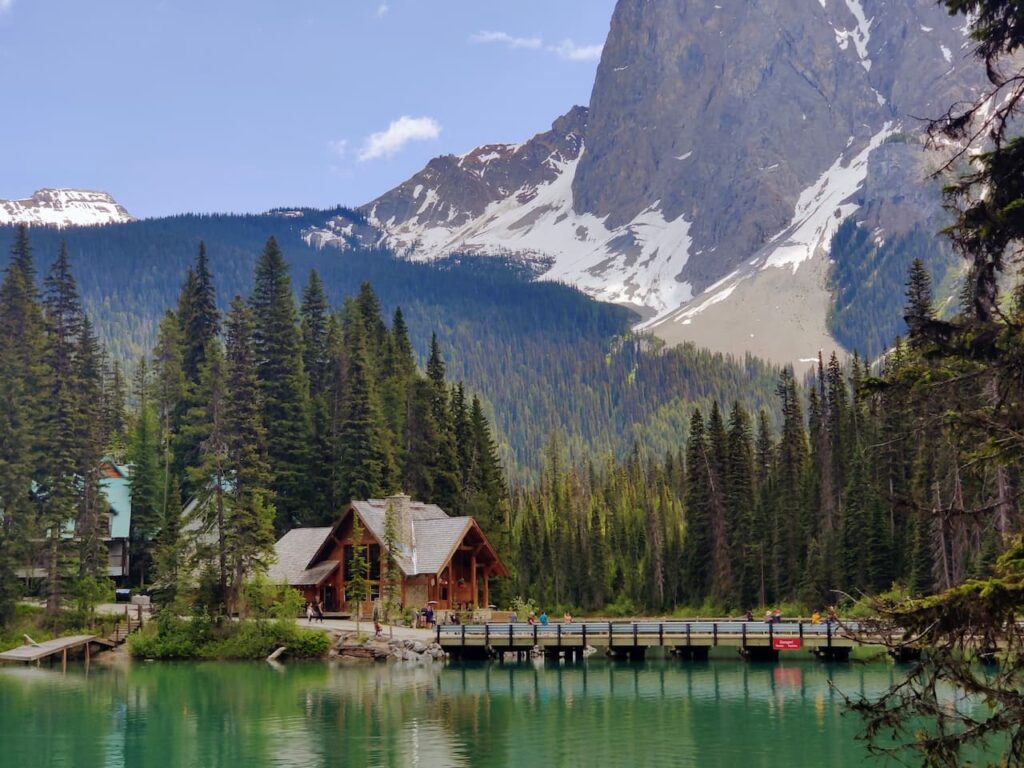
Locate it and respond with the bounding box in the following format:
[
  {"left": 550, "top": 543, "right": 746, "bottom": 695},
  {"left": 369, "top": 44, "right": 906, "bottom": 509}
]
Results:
[{"left": 0, "top": 657, "right": 988, "bottom": 767}]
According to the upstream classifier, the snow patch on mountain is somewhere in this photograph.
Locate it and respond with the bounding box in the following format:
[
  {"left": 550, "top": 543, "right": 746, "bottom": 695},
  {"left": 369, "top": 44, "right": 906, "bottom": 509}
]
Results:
[
  {"left": 764, "top": 122, "right": 895, "bottom": 271},
  {"left": 361, "top": 151, "right": 694, "bottom": 312},
  {"left": 0, "top": 189, "right": 133, "bottom": 228},
  {"left": 644, "top": 123, "right": 896, "bottom": 329}
]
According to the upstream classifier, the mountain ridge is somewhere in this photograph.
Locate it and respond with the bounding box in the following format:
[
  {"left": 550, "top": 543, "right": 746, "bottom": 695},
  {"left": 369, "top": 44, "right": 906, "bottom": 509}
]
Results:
[
  {"left": 0, "top": 188, "right": 133, "bottom": 228},
  {"left": 305, "top": 0, "right": 980, "bottom": 364}
]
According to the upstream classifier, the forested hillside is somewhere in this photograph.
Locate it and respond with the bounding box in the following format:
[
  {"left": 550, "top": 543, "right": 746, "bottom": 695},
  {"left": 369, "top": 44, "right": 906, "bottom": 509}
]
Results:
[
  {"left": 0, "top": 228, "right": 511, "bottom": 617},
  {"left": 512, "top": 263, "right": 1020, "bottom": 613},
  {"left": 0, "top": 219, "right": 783, "bottom": 476},
  {"left": 828, "top": 220, "right": 958, "bottom": 358}
]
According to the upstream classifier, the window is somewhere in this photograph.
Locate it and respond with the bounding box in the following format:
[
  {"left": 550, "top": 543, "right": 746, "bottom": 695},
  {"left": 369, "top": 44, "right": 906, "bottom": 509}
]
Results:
[{"left": 344, "top": 543, "right": 382, "bottom": 581}]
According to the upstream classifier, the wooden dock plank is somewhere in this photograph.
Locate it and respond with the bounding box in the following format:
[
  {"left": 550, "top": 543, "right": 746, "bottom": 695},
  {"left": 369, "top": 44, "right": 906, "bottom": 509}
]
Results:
[{"left": 0, "top": 635, "right": 96, "bottom": 663}]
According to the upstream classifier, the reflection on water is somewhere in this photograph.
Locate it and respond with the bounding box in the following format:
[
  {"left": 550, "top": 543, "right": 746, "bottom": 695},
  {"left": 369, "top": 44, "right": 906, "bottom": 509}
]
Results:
[{"left": 0, "top": 658, "right": 969, "bottom": 767}]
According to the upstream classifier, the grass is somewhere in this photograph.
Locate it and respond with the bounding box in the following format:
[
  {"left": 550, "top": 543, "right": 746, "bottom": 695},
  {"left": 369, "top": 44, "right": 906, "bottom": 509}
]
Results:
[{"left": 0, "top": 603, "right": 120, "bottom": 652}]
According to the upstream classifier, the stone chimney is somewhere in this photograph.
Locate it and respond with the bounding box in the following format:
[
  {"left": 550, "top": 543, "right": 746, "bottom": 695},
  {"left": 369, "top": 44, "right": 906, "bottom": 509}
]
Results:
[{"left": 386, "top": 493, "right": 413, "bottom": 551}]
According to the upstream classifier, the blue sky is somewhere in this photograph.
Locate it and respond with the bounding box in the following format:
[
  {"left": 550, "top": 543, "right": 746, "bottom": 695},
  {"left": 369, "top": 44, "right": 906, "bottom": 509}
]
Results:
[{"left": 0, "top": 0, "right": 615, "bottom": 218}]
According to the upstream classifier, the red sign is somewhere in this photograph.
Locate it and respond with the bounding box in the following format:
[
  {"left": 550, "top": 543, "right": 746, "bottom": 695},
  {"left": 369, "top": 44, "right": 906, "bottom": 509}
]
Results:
[{"left": 773, "top": 637, "right": 802, "bottom": 651}]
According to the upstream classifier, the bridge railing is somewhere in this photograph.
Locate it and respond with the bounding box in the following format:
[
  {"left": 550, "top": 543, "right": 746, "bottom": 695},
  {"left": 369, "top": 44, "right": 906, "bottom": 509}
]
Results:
[{"left": 436, "top": 620, "right": 861, "bottom": 644}]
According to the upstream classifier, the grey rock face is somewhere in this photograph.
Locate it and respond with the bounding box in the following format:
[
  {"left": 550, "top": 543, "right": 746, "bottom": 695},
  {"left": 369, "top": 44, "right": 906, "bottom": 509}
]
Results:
[
  {"left": 306, "top": 0, "right": 982, "bottom": 340},
  {"left": 574, "top": 0, "right": 979, "bottom": 290},
  {"left": 365, "top": 106, "right": 587, "bottom": 245}
]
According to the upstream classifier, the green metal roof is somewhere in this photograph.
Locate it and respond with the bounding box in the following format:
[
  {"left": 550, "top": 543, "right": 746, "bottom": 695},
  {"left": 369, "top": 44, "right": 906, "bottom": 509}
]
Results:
[{"left": 101, "top": 465, "right": 132, "bottom": 540}]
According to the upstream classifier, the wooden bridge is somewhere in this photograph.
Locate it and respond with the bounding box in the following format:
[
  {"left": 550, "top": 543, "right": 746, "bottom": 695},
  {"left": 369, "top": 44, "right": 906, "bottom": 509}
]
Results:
[{"left": 437, "top": 620, "right": 866, "bottom": 662}]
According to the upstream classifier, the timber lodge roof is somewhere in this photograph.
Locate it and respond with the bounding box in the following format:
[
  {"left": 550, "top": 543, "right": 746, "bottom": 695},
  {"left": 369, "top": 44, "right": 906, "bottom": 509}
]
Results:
[{"left": 268, "top": 499, "right": 505, "bottom": 586}]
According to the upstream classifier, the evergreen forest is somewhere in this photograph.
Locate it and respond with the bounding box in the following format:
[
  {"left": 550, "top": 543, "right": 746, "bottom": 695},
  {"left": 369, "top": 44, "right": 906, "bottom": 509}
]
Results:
[{"left": 1, "top": 220, "right": 1017, "bottom": 625}]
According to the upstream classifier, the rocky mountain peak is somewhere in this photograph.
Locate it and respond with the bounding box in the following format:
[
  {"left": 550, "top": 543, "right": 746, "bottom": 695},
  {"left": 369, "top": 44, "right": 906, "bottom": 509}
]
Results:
[
  {"left": 305, "top": 0, "right": 983, "bottom": 363},
  {"left": 0, "top": 188, "right": 133, "bottom": 228}
]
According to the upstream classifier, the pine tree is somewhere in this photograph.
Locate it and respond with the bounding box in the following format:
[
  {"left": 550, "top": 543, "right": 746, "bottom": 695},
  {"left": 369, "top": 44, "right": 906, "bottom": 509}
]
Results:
[
  {"left": 249, "top": 237, "right": 312, "bottom": 530},
  {"left": 381, "top": 500, "right": 401, "bottom": 638},
  {"left": 174, "top": 243, "right": 220, "bottom": 495},
  {"left": 683, "top": 408, "right": 710, "bottom": 601},
  {"left": 301, "top": 270, "right": 332, "bottom": 519},
  {"left": 180, "top": 242, "right": 219, "bottom": 382},
  {"left": 463, "top": 395, "right": 507, "bottom": 547},
  {"left": 0, "top": 227, "right": 47, "bottom": 621},
  {"left": 380, "top": 307, "right": 417, "bottom": 462},
  {"left": 774, "top": 368, "right": 808, "bottom": 599},
  {"left": 127, "top": 358, "right": 162, "bottom": 589},
  {"left": 347, "top": 513, "right": 370, "bottom": 635},
  {"left": 337, "top": 310, "right": 390, "bottom": 503},
  {"left": 706, "top": 402, "right": 733, "bottom": 604},
  {"left": 224, "top": 296, "right": 276, "bottom": 614},
  {"left": 104, "top": 360, "right": 129, "bottom": 461},
  {"left": 39, "top": 244, "right": 86, "bottom": 616},
  {"left": 425, "top": 334, "right": 461, "bottom": 510},
  {"left": 181, "top": 339, "right": 232, "bottom": 611},
  {"left": 904, "top": 257, "right": 934, "bottom": 346},
  {"left": 152, "top": 311, "right": 185, "bottom": 541},
  {"left": 74, "top": 315, "right": 109, "bottom": 588},
  {"left": 726, "top": 402, "right": 757, "bottom": 608},
  {"left": 403, "top": 377, "right": 440, "bottom": 502}
]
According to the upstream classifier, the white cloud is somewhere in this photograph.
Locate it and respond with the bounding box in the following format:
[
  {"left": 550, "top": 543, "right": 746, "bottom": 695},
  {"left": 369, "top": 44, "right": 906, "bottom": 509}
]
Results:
[
  {"left": 470, "top": 30, "right": 542, "bottom": 50},
  {"left": 376, "top": 3, "right": 388, "bottom": 18},
  {"left": 470, "top": 30, "right": 603, "bottom": 63},
  {"left": 328, "top": 138, "right": 349, "bottom": 159},
  {"left": 358, "top": 116, "right": 441, "bottom": 161},
  {"left": 550, "top": 39, "right": 604, "bottom": 62}
]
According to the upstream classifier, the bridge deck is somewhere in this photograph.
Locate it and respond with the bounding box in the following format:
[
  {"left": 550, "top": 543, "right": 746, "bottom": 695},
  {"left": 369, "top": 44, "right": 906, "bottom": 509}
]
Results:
[{"left": 0, "top": 635, "right": 97, "bottom": 663}]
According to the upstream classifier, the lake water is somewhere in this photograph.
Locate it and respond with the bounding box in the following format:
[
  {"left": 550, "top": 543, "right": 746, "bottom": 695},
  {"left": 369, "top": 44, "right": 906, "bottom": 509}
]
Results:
[{"left": 0, "top": 657, "right": 975, "bottom": 767}]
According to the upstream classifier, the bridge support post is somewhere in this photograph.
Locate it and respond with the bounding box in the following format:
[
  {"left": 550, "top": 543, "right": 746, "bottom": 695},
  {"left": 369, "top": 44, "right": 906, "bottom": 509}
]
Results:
[
  {"left": 815, "top": 647, "right": 851, "bottom": 663},
  {"left": 888, "top": 646, "right": 921, "bottom": 664},
  {"left": 741, "top": 646, "right": 778, "bottom": 663},
  {"left": 673, "top": 645, "right": 709, "bottom": 661}
]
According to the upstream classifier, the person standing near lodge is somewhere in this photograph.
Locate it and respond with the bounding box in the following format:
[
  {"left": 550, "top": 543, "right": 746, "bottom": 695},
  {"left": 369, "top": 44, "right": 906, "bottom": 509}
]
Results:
[
  {"left": 306, "top": 601, "right": 314, "bottom": 623},
  {"left": 314, "top": 600, "right": 325, "bottom": 623}
]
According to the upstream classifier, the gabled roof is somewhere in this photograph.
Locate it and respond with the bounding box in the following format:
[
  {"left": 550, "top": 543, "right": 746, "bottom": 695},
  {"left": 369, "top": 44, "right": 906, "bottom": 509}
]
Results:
[
  {"left": 267, "top": 527, "right": 333, "bottom": 585},
  {"left": 268, "top": 499, "right": 507, "bottom": 585},
  {"left": 350, "top": 499, "right": 472, "bottom": 576}
]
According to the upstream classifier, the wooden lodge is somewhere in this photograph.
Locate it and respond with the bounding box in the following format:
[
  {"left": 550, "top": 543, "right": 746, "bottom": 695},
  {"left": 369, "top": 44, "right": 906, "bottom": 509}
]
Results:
[{"left": 269, "top": 495, "right": 508, "bottom": 615}]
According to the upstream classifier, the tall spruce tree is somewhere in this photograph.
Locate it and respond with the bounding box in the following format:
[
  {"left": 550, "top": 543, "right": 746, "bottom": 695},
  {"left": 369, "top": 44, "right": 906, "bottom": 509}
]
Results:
[
  {"left": 224, "top": 296, "right": 276, "bottom": 613},
  {"left": 39, "top": 244, "right": 86, "bottom": 616},
  {"left": 301, "top": 270, "right": 333, "bottom": 519},
  {"left": 683, "top": 408, "right": 711, "bottom": 601},
  {"left": 127, "top": 358, "right": 162, "bottom": 589},
  {"left": 337, "top": 309, "right": 391, "bottom": 503},
  {"left": 249, "top": 237, "right": 312, "bottom": 530},
  {"left": 174, "top": 243, "right": 220, "bottom": 496},
  {"left": 425, "top": 334, "right": 461, "bottom": 510}
]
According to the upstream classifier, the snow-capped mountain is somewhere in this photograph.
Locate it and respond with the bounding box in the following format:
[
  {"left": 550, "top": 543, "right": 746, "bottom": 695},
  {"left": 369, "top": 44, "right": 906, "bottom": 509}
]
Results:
[
  {"left": 0, "top": 189, "right": 133, "bottom": 228},
  {"left": 306, "top": 0, "right": 984, "bottom": 363}
]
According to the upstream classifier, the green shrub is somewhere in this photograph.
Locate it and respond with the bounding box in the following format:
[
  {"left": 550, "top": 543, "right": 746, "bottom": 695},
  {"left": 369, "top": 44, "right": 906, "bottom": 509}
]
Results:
[{"left": 127, "top": 616, "right": 330, "bottom": 660}]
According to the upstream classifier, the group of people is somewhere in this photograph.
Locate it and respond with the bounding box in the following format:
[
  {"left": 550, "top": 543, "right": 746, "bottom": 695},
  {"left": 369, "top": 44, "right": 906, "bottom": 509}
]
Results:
[
  {"left": 510, "top": 610, "right": 573, "bottom": 625},
  {"left": 742, "top": 606, "right": 838, "bottom": 625},
  {"left": 810, "top": 607, "right": 839, "bottom": 626},
  {"left": 305, "top": 600, "right": 325, "bottom": 623}
]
